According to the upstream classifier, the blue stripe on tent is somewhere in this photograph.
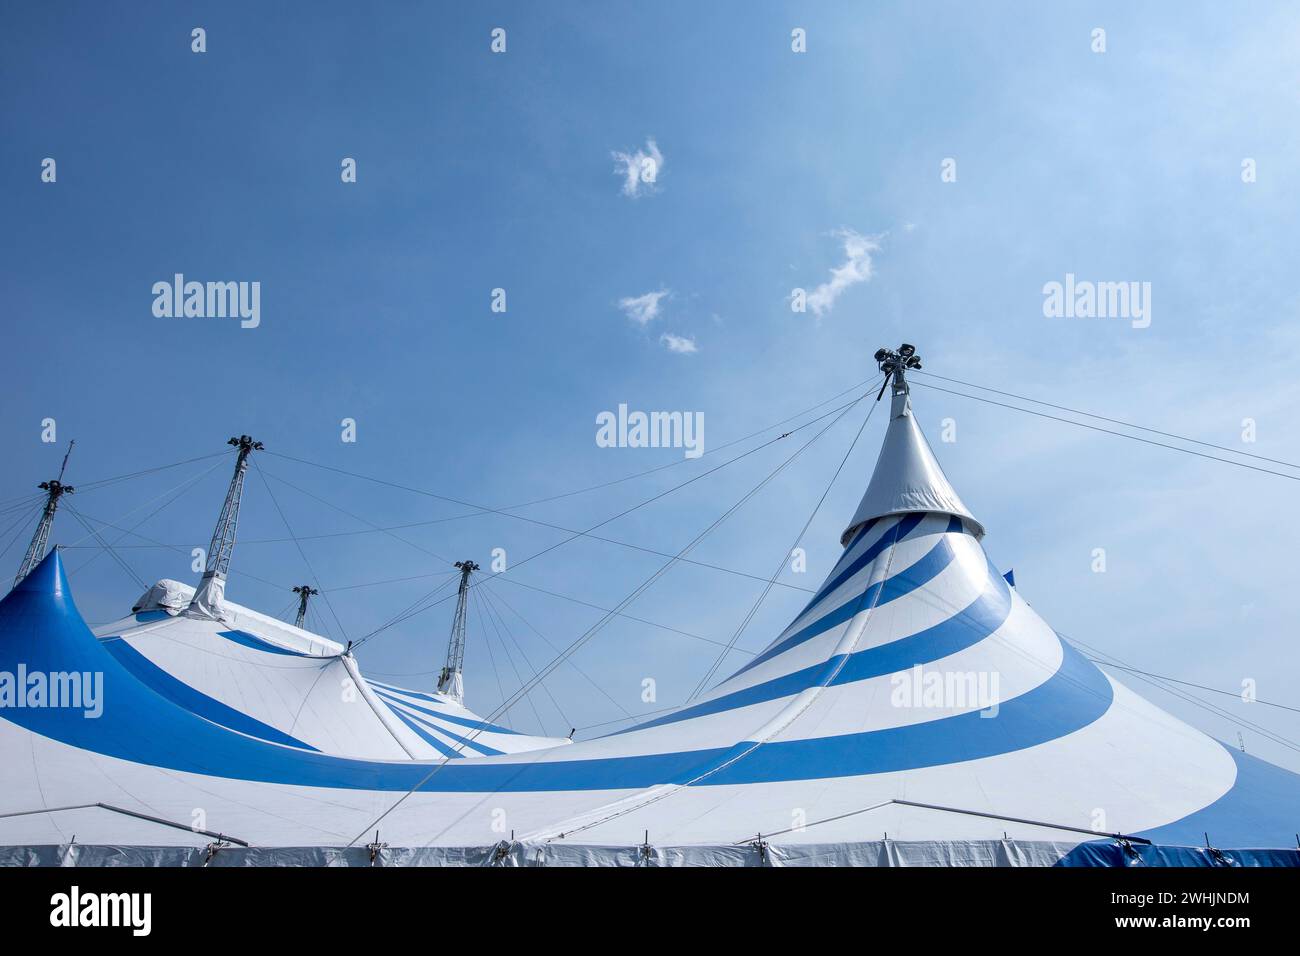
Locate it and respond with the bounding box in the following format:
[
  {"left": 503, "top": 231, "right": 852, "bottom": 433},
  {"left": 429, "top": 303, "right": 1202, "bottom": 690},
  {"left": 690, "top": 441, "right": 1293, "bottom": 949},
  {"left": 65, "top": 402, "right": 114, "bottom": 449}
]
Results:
[
  {"left": 832, "top": 557, "right": 1011, "bottom": 685},
  {"left": 387, "top": 706, "right": 464, "bottom": 759},
  {"left": 101, "top": 638, "right": 317, "bottom": 750},
  {"left": 369, "top": 681, "right": 442, "bottom": 702},
  {"left": 373, "top": 688, "right": 521, "bottom": 736},
  {"left": 876, "top": 532, "right": 960, "bottom": 604},
  {"left": 621, "top": 557, "right": 1013, "bottom": 734},
  {"left": 1131, "top": 745, "right": 1300, "bottom": 850},
  {"left": 800, "top": 514, "right": 924, "bottom": 615},
  {"left": 832, "top": 514, "right": 954, "bottom": 600},
  {"left": 386, "top": 702, "right": 506, "bottom": 757},
  {"left": 735, "top": 523, "right": 962, "bottom": 678},
  {"left": 777, "top": 517, "right": 900, "bottom": 629},
  {"left": 691, "top": 637, "right": 1112, "bottom": 786},
  {"left": 216, "top": 629, "right": 314, "bottom": 657},
  {"left": 369, "top": 680, "right": 429, "bottom": 697},
  {"left": 843, "top": 517, "right": 877, "bottom": 547}
]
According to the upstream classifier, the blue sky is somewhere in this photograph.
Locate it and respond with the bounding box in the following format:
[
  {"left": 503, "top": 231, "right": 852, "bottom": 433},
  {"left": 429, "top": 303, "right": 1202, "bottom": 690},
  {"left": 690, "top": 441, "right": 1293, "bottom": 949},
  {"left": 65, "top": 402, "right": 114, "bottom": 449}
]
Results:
[{"left": 3, "top": 2, "right": 1299, "bottom": 769}]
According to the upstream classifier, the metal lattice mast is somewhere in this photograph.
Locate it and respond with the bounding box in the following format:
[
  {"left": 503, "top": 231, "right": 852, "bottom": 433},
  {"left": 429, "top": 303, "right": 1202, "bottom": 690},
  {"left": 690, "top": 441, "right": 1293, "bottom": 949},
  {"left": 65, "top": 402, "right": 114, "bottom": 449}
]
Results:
[
  {"left": 13, "top": 441, "right": 75, "bottom": 587},
  {"left": 437, "top": 559, "right": 478, "bottom": 701},
  {"left": 292, "top": 584, "right": 318, "bottom": 629},
  {"left": 189, "top": 435, "right": 262, "bottom": 617}
]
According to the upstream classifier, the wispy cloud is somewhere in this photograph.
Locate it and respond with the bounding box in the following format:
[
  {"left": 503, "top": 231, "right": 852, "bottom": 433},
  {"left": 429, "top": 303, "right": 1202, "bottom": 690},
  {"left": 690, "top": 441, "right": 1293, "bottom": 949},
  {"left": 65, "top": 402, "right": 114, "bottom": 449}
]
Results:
[
  {"left": 660, "top": 333, "right": 698, "bottom": 354},
  {"left": 618, "top": 289, "right": 669, "bottom": 324},
  {"left": 805, "top": 229, "right": 882, "bottom": 317},
  {"left": 612, "top": 138, "right": 664, "bottom": 198}
]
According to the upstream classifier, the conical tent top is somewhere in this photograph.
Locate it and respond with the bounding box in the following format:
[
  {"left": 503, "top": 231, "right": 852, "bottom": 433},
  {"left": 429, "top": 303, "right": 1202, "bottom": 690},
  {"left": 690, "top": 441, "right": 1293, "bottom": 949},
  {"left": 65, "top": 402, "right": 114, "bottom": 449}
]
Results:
[
  {"left": 9, "top": 548, "right": 69, "bottom": 599},
  {"left": 841, "top": 344, "right": 984, "bottom": 544}
]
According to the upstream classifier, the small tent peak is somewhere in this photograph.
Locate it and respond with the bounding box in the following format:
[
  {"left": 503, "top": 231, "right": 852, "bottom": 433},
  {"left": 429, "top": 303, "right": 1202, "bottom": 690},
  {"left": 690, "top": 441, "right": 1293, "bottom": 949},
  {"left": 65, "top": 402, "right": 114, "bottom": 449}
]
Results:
[
  {"left": 840, "top": 344, "right": 984, "bottom": 545},
  {"left": 11, "top": 548, "right": 68, "bottom": 598}
]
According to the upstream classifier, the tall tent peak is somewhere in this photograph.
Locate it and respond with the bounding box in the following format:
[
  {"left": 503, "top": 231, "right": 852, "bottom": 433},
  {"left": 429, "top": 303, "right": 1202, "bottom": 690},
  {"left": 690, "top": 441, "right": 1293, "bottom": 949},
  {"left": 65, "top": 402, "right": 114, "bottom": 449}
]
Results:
[{"left": 840, "top": 344, "right": 984, "bottom": 545}]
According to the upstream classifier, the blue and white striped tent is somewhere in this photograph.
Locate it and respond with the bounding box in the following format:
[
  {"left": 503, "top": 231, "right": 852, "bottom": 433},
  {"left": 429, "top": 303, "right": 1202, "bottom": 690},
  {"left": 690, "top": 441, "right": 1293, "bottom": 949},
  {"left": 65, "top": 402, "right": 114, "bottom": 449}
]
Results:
[
  {"left": 1, "top": 378, "right": 1297, "bottom": 866},
  {"left": 93, "top": 579, "right": 569, "bottom": 761}
]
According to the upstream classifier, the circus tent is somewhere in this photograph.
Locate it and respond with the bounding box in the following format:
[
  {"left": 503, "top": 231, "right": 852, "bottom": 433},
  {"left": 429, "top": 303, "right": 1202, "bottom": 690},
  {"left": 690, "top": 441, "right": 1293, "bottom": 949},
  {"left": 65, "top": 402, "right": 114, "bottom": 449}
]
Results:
[{"left": 1, "top": 350, "right": 1297, "bottom": 866}]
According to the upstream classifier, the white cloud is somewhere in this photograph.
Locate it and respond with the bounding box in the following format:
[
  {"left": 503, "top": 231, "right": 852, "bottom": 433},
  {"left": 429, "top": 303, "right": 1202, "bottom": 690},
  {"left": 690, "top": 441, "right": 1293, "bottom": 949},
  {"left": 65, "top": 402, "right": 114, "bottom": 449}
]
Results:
[
  {"left": 612, "top": 138, "right": 664, "bottom": 198},
  {"left": 618, "top": 289, "right": 669, "bottom": 325},
  {"left": 660, "top": 333, "right": 698, "bottom": 354},
  {"left": 805, "top": 228, "right": 882, "bottom": 317}
]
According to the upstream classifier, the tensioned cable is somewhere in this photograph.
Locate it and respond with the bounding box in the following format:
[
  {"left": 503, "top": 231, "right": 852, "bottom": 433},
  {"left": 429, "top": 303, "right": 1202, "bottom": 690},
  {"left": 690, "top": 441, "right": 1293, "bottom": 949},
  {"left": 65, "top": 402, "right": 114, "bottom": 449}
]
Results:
[
  {"left": 78, "top": 518, "right": 821, "bottom": 596},
  {"left": 0, "top": 494, "right": 45, "bottom": 517},
  {"left": 911, "top": 381, "right": 1300, "bottom": 483},
  {"left": 252, "top": 459, "right": 348, "bottom": 642},
  {"left": 112, "top": 380, "right": 878, "bottom": 563},
  {"left": 492, "top": 376, "right": 878, "bottom": 512},
  {"left": 72, "top": 452, "right": 233, "bottom": 494},
  {"left": 0, "top": 450, "right": 227, "bottom": 511},
  {"left": 74, "top": 519, "right": 481, "bottom": 547},
  {"left": 329, "top": 569, "right": 462, "bottom": 593},
  {"left": 64, "top": 505, "right": 148, "bottom": 591},
  {"left": 1069, "top": 633, "right": 1300, "bottom": 756},
  {"left": 258, "top": 467, "right": 455, "bottom": 566},
  {"left": 475, "top": 586, "right": 554, "bottom": 734},
  {"left": 688, "top": 393, "right": 882, "bottom": 701},
  {"left": 347, "top": 392, "right": 870, "bottom": 845},
  {"left": 1074, "top": 633, "right": 1300, "bottom": 752},
  {"left": 263, "top": 383, "right": 886, "bottom": 608},
  {"left": 340, "top": 399, "right": 840, "bottom": 652},
  {"left": 572, "top": 703, "right": 681, "bottom": 733},
  {"left": 342, "top": 569, "right": 464, "bottom": 653},
  {"left": 273, "top": 597, "right": 297, "bottom": 624},
  {"left": 0, "top": 452, "right": 231, "bottom": 575},
  {"left": 420, "top": 395, "right": 871, "bottom": 696},
  {"left": 478, "top": 583, "right": 572, "bottom": 730},
  {"left": 342, "top": 390, "right": 873, "bottom": 652},
  {"left": 58, "top": 542, "right": 459, "bottom": 596},
  {"left": 265, "top": 378, "right": 879, "bottom": 527},
  {"left": 61, "top": 457, "right": 228, "bottom": 551},
  {"left": 485, "top": 574, "right": 751, "bottom": 656},
  {"left": 479, "top": 577, "right": 630, "bottom": 717},
  {"left": 0, "top": 377, "right": 866, "bottom": 562},
  {"left": 915, "top": 370, "right": 1300, "bottom": 471},
  {"left": 0, "top": 504, "right": 41, "bottom": 564},
  {"left": 62, "top": 510, "right": 292, "bottom": 595},
  {"left": 1083, "top": 660, "right": 1300, "bottom": 715},
  {"left": 66, "top": 458, "right": 230, "bottom": 577},
  {"left": 468, "top": 587, "right": 509, "bottom": 712}
]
